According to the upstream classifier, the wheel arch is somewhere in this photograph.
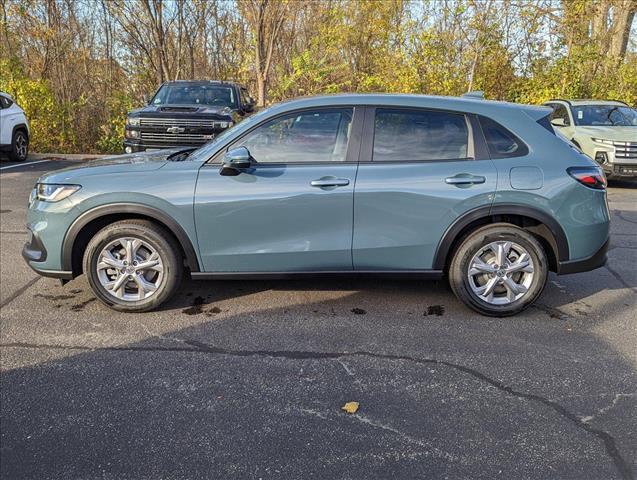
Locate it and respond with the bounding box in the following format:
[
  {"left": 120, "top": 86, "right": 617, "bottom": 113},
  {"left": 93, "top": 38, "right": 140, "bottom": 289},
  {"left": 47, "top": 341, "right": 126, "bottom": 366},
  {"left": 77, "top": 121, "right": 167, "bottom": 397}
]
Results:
[
  {"left": 12, "top": 123, "right": 29, "bottom": 139},
  {"left": 62, "top": 203, "right": 200, "bottom": 277},
  {"left": 433, "top": 205, "right": 569, "bottom": 273}
]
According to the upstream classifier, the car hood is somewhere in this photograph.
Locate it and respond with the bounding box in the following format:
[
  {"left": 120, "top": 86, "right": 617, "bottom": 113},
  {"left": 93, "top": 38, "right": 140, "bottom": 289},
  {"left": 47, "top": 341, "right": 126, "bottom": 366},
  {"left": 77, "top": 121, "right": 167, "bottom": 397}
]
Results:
[
  {"left": 576, "top": 126, "right": 637, "bottom": 142},
  {"left": 129, "top": 104, "right": 235, "bottom": 118},
  {"left": 37, "top": 149, "right": 184, "bottom": 184}
]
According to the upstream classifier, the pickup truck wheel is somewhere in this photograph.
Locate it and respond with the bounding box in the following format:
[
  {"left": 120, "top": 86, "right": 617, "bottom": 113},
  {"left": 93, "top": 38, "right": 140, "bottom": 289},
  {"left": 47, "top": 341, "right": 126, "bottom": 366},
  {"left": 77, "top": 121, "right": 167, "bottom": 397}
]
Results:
[
  {"left": 449, "top": 224, "right": 548, "bottom": 317},
  {"left": 9, "top": 130, "right": 28, "bottom": 162},
  {"left": 83, "top": 220, "right": 183, "bottom": 312}
]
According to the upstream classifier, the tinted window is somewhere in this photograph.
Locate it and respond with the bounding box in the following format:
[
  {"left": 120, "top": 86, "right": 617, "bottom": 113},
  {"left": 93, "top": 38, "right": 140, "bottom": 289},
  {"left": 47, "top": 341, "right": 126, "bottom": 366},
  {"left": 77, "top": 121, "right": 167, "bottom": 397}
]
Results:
[
  {"left": 237, "top": 109, "right": 353, "bottom": 163},
  {"left": 536, "top": 115, "right": 555, "bottom": 134},
  {"left": 151, "top": 84, "right": 237, "bottom": 108},
  {"left": 571, "top": 105, "right": 637, "bottom": 126},
  {"left": 373, "top": 109, "right": 469, "bottom": 161},
  {"left": 549, "top": 104, "right": 571, "bottom": 126},
  {"left": 0, "top": 96, "right": 12, "bottom": 109},
  {"left": 479, "top": 116, "right": 528, "bottom": 159}
]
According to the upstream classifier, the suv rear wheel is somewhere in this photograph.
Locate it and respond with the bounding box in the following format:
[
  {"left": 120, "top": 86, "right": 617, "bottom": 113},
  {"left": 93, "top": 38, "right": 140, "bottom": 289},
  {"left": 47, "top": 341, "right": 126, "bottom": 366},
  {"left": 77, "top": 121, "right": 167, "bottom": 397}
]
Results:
[
  {"left": 83, "top": 220, "right": 183, "bottom": 312},
  {"left": 10, "top": 129, "right": 28, "bottom": 161},
  {"left": 449, "top": 224, "right": 548, "bottom": 317}
]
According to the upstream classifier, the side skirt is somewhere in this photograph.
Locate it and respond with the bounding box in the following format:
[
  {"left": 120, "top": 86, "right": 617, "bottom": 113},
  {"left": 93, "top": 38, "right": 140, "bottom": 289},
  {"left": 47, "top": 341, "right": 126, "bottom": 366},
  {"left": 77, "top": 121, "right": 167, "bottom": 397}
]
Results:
[{"left": 190, "top": 270, "right": 445, "bottom": 281}]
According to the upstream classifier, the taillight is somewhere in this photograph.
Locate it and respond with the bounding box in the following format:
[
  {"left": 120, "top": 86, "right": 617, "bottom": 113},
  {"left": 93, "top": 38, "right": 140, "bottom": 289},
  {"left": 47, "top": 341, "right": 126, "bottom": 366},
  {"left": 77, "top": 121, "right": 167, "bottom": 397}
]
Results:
[{"left": 567, "top": 166, "right": 607, "bottom": 190}]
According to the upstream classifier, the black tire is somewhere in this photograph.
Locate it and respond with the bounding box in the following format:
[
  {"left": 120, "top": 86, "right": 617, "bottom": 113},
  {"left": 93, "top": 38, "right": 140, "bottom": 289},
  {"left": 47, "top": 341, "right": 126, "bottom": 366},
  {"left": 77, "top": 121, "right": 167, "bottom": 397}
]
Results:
[
  {"left": 448, "top": 223, "right": 548, "bottom": 317},
  {"left": 83, "top": 219, "right": 183, "bottom": 312},
  {"left": 9, "top": 129, "right": 28, "bottom": 162}
]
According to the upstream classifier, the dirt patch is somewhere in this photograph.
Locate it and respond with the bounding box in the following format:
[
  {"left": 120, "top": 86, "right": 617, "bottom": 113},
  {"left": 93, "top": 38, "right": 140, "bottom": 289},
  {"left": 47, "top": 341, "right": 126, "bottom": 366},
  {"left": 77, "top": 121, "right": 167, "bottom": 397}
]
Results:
[
  {"left": 182, "top": 296, "right": 205, "bottom": 315},
  {"left": 70, "top": 298, "right": 97, "bottom": 311},
  {"left": 35, "top": 294, "right": 76, "bottom": 301},
  {"left": 424, "top": 305, "right": 445, "bottom": 316}
]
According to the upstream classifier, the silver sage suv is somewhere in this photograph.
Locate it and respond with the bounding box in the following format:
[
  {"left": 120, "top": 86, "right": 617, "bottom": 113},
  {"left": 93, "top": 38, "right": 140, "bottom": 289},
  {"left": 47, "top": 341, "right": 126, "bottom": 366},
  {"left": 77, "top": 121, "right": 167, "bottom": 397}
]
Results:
[{"left": 24, "top": 94, "right": 610, "bottom": 316}]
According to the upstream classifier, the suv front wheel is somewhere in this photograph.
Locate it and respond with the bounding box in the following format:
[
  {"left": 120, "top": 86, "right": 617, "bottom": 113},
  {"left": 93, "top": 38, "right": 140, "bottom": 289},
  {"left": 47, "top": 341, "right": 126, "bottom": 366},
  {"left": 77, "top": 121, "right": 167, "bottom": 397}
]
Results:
[
  {"left": 83, "top": 220, "right": 183, "bottom": 312},
  {"left": 449, "top": 224, "right": 548, "bottom": 317}
]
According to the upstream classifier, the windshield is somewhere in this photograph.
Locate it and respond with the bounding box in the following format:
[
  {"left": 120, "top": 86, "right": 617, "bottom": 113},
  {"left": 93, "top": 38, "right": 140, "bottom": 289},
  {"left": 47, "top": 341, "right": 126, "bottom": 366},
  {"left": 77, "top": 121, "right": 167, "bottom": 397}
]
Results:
[
  {"left": 571, "top": 105, "right": 637, "bottom": 127},
  {"left": 151, "top": 84, "right": 237, "bottom": 108},
  {"left": 188, "top": 107, "right": 273, "bottom": 162}
]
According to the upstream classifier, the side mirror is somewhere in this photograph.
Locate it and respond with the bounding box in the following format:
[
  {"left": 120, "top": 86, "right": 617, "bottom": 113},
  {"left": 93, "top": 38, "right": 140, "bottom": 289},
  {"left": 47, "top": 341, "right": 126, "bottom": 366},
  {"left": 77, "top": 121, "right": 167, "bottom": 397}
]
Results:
[
  {"left": 220, "top": 147, "right": 254, "bottom": 176},
  {"left": 143, "top": 94, "right": 150, "bottom": 105},
  {"left": 551, "top": 118, "right": 566, "bottom": 127},
  {"left": 244, "top": 97, "right": 255, "bottom": 113}
]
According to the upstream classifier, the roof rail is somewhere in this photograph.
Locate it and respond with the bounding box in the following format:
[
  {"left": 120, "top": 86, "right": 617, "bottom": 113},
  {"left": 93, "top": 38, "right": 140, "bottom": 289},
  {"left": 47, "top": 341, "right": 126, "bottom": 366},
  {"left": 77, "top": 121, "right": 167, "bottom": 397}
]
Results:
[
  {"left": 547, "top": 99, "right": 572, "bottom": 105},
  {"left": 607, "top": 99, "right": 629, "bottom": 106},
  {"left": 462, "top": 91, "right": 485, "bottom": 100}
]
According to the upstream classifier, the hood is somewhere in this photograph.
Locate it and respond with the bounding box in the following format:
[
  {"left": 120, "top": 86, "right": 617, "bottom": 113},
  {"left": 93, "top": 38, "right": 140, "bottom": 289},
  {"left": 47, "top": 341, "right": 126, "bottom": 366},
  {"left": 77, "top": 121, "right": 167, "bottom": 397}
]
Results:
[
  {"left": 38, "top": 148, "right": 185, "bottom": 184},
  {"left": 576, "top": 126, "right": 637, "bottom": 142},
  {"left": 129, "top": 104, "right": 235, "bottom": 118}
]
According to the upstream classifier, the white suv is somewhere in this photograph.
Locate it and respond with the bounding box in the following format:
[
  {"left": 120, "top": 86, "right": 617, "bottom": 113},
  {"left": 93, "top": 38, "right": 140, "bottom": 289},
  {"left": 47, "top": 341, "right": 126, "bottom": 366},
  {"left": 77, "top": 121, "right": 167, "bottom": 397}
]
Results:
[
  {"left": 0, "top": 92, "right": 30, "bottom": 162},
  {"left": 544, "top": 99, "right": 637, "bottom": 179}
]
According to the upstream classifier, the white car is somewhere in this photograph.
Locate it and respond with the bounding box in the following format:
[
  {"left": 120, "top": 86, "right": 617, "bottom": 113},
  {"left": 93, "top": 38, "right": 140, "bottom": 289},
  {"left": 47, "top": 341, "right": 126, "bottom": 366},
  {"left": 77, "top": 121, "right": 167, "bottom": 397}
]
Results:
[
  {"left": 543, "top": 99, "right": 637, "bottom": 179},
  {"left": 0, "top": 92, "right": 30, "bottom": 162}
]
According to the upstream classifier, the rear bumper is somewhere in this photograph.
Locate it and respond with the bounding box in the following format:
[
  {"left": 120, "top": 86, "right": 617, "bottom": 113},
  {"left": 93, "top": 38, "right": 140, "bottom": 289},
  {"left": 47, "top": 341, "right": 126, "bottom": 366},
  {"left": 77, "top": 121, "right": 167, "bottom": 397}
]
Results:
[{"left": 557, "top": 237, "right": 609, "bottom": 275}]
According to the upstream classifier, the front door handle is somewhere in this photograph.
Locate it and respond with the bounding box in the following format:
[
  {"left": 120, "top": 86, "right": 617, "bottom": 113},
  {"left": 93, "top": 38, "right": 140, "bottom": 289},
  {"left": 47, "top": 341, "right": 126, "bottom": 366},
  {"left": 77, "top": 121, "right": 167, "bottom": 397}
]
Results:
[
  {"left": 445, "top": 174, "right": 486, "bottom": 186},
  {"left": 311, "top": 177, "right": 350, "bottom": 188}
]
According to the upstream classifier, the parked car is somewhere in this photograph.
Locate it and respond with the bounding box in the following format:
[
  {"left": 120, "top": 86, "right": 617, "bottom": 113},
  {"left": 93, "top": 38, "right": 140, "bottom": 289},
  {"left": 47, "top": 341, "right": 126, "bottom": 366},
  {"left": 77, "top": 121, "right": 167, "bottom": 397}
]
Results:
[
  {"left": 0, "top": 91, "right": 30, "bottom": 162},
  {"left": 124, "top": 80, "right": 254, "bottom": 153},
  {"left": 544, "top": 99, "right": 637, "bottom": 178},
  {"left": 24, "top": 94, "right": 609, "bottom": 316}
]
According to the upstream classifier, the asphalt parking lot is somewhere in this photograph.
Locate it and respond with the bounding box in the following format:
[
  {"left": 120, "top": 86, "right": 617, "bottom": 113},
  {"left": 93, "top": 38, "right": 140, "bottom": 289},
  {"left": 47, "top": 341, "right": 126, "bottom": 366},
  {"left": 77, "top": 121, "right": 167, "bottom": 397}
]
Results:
[{"left": 1, "top": 156, "right": 636, "bottom": 479}]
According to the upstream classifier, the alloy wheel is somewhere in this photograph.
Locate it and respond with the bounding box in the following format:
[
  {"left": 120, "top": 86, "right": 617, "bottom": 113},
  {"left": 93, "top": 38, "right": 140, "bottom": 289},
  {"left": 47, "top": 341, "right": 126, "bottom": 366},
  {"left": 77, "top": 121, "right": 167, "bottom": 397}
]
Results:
[
  {"left": 15, "top": 133, "right": 28, "bottom": 159},
  {"left": 96, "top": 237, "right": 164, "bottom": 301},
  {"left": 467, "top": 241, "right": 535, "bottom": 305}
]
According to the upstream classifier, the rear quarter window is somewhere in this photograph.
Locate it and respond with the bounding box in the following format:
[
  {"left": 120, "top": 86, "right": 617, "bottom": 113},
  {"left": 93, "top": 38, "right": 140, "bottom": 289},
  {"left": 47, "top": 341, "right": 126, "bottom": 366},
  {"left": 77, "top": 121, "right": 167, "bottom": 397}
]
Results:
[{"left": 478, "top": 116, "right": 529, "bottom": 159}]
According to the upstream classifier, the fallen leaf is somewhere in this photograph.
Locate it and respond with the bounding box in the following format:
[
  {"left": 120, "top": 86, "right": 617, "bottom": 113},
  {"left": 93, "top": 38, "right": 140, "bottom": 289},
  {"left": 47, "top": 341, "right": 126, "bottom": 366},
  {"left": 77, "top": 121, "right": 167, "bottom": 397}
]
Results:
[{"left": 342, "top": 401, "right": 359, "bottom": 414}]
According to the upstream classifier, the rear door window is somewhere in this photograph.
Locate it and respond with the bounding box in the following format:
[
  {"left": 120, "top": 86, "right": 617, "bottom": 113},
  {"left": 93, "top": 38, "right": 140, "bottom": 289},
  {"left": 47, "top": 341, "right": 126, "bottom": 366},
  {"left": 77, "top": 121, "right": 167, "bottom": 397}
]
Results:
[
  {"left": 478, "top": 116, "right": 529, "bottom": 159},
  {"left": 373, "top": 109, "right": 470, "bottom": 161}
]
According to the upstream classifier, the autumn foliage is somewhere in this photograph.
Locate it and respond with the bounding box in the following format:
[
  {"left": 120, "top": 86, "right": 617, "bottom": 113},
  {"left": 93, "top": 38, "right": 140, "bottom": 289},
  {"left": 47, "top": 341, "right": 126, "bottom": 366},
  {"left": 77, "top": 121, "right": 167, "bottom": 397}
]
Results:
[{"left": 1, "top": 0, "right": 635, "bottom": 154}]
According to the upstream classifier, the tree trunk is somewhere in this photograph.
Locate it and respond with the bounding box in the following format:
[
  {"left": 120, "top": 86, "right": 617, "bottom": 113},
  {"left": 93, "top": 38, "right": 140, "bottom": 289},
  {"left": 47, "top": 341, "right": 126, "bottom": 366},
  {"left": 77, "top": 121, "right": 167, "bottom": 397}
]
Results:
[{"left": 256, "top": 75, "right": 266, "bottom": 107}]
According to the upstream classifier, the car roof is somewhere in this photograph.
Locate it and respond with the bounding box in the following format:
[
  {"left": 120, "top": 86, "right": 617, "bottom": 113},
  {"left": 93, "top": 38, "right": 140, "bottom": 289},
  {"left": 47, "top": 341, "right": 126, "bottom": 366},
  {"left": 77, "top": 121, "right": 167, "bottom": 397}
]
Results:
[
  {"left": 266, "top": 93, "right": 551, "bottom": 121},
  {"left": 546, "top": 99, "right": 628, "bottom": 107},
  {"left": 162, "top": 80, "right": 243, "bottom": 88}
]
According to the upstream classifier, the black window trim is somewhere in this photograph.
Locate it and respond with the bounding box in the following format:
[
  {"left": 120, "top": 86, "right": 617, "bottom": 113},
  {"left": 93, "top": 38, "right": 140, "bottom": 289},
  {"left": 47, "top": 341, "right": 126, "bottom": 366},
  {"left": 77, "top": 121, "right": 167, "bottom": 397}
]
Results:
[
  {"left": 204, "top": 105, "right": 363, "bottom": 167},
  {"left": 360, "top": 105, "right": 483, "bottom": 164}
]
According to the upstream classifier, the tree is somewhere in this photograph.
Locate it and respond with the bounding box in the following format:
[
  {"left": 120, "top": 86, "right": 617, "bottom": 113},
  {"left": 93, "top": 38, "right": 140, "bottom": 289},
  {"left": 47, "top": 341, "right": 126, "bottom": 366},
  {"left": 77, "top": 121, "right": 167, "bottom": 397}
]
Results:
[{"left": 239, "top": 0, "right": 290, "bottom": 107}]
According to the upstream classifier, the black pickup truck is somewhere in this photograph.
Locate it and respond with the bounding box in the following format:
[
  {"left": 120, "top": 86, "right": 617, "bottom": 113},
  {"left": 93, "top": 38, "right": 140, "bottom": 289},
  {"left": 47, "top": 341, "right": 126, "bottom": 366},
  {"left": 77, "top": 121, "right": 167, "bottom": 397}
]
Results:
[{"left": 123, "top": 80, "right": 254, "bottom": 153}]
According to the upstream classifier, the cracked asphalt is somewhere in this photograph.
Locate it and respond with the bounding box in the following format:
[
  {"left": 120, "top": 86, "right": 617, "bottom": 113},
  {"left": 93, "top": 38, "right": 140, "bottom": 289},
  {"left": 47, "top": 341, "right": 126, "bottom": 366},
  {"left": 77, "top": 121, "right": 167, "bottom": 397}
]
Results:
[{"left": 1, "top": 157, "right": 636, "bottom": 479}]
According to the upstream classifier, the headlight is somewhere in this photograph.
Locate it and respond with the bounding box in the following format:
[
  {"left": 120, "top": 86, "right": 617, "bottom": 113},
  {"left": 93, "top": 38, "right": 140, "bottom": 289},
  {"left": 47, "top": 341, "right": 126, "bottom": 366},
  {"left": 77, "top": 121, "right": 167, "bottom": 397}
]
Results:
[
  {"left": 592, "top": 138, "right": 613, "bottom": 145},
  {"left": 126, "top": 117, "right": 140, "bottom": 127},
  {"left": 35, "top": 184, "right": 81, "bottom": 202},
  {"left": 125, "top": 129, "right": 140, "bottom": 139}
]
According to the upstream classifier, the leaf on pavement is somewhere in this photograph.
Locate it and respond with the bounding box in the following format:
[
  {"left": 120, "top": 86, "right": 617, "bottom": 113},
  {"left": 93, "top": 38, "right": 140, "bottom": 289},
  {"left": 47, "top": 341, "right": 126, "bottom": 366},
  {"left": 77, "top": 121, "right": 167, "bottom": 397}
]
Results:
[{"left": 341, "top": 401, "right": 359, "bottom": 414}]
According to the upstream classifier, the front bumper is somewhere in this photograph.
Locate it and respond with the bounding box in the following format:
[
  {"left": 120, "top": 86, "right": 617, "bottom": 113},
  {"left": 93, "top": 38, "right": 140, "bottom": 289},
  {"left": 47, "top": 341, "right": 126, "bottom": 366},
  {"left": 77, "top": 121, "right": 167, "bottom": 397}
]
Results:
[
  {"left": 22, "top": 228, "right": 73, "bottom": 279},
  {"left": 557, "top": 237, "right": 609, "bottom": 275},
  {"left": 604, "top": 164, "right": 637, "bottom": 178}
]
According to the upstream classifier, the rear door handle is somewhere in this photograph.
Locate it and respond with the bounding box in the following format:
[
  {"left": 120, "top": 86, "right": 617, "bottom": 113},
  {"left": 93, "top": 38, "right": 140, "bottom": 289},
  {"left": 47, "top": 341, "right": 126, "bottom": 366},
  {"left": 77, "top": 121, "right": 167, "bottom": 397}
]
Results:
[
  {"left": 445, "top": 174, "right": 486, "bottom": 185},
  {"left": 311, "top": 177, "right": 350, "bottom": 188}
]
